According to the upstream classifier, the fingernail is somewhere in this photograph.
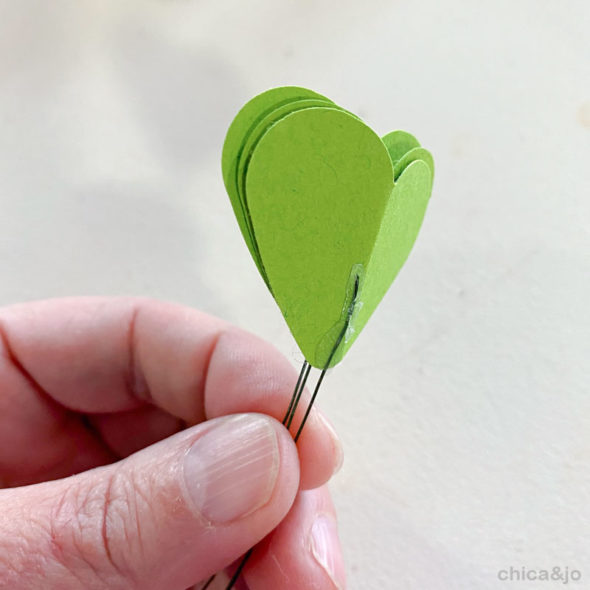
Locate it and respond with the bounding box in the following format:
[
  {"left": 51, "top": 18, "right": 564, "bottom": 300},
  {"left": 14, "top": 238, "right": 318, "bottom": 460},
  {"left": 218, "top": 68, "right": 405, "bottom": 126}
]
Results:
[
  {"left": 183, "top": 414, "right": 279, "bottom": 523},
  {"left": 310, "top": 514, "right": 346, "bottom": 589}
]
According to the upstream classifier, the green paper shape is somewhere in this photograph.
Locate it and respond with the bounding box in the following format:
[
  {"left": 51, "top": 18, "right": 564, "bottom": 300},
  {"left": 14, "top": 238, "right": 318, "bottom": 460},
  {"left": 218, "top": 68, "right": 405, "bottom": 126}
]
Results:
[
  {"left": 222, "top": 87, "right": 434, "bottom": 368},
  {"left": 382, "top": 130, "right": 421, "bottom": 165},
  {"left": 236, "top": 100, "right": 346, "bottom": 280},
  {"left": 222, "top": 87, "right": 331, "bottom": 191},
  {"left": 222, "top": 88, "right": 331, "bottom": 249},
  {"left": 353, "top": 159, "right": 433, "bottom": 338},
  {"left": 393, "top": 147, "right": 434, "bottom": 181}
]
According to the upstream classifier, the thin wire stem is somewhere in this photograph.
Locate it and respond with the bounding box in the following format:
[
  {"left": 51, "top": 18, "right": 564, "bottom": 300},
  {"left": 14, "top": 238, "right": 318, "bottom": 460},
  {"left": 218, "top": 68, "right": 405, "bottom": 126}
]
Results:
[
  {"left": 224, "top": 547, "right": 253, "bottom": 589},
  {"left": 224, "top": 275, "right": 360, "bottom": 589},
  {"left": 282, "top": 361, "right": 310, "bottom": 425},
  {"left": 201, "top": 574, "right": 215, "bottom": 589},
  {"left": 223, "top": 361, "right": 331, "bottom": 590},
  {"left": 294, "top": 275, "right": 359, "bottom": 441},
  {"left": 294, "top": 366, "right": 327, "bottom": 442},
  {"left": 285, "top": 362, "right": 311, "bottom": 429},
  {"left": 223, "top": 360, "right": 309, "bottom": 590}
]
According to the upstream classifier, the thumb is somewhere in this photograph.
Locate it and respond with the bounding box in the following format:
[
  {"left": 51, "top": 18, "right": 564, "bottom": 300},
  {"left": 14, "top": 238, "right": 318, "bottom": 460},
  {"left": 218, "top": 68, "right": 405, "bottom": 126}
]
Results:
[{"left": 0, "top": 413, "right": 299, "bottom": 590}]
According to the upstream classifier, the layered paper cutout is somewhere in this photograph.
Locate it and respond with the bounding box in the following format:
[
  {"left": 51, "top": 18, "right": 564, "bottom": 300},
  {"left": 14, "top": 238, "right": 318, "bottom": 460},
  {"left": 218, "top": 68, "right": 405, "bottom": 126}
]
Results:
[{"left": 222, "top": 87, "right": 434, "bottom": 368}]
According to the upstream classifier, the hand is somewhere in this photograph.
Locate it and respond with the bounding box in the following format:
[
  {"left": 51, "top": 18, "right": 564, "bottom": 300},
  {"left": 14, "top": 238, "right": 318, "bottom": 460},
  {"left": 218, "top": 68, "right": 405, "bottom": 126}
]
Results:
[{"left": 0, "top": 298, "right": 346, "bottom": 589}]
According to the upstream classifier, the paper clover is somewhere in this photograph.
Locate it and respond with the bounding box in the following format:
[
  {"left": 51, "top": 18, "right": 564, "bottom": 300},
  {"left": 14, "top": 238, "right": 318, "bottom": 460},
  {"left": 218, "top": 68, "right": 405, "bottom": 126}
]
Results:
[{"left": 222, "top": 86, "right": 434, "bottom": 368}]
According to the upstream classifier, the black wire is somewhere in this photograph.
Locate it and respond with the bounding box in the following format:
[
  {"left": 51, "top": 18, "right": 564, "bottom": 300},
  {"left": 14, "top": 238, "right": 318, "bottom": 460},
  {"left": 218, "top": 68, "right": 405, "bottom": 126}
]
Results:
[
  {"left": 224, "top": 547, "right": 254, "bottom": 589},
  {"left": 222, "top": 360, "right": 310, "bottom": 590},
  {"left": 294, "top": 274, "right": 359, "bottom": 441},
  {"left": 200, "top": 574, "right": 215, "bottom": 589},
  {"left": 223, "top": 275, "right": 360, "bottom": 589},
  {"left": 285, "top": 362, "right": 311, "bottom": 429},
  {"left": 282, "top": 361, "right": 310, "bottom": 425},
  {"left": 294, "top": 366, "right": 327, "bottom": 442}
]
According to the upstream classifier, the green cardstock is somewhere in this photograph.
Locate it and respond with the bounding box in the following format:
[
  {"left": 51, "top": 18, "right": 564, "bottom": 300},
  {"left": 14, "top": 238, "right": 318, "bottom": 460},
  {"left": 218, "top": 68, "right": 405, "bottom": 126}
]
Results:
[
  {"left": 382, "top": 130, "right": 421, "bottom": 165},
  {"left": 236, "top": 100, "right": 344, "bottom": 281},
  {"left": 353, "top": 159, "right": 433, "bottom": 344},
  {"left": 221, "top": 87, "right": 434, "bottom": 368},
  {"left": 222, "top": 87, "right": 332, "bottom": 273},
  {"left": 393, "top": 147, "right": 434, "bottom": 181},
  {"left": 246, "top": 107, "right": 394, "bottom": 366}
]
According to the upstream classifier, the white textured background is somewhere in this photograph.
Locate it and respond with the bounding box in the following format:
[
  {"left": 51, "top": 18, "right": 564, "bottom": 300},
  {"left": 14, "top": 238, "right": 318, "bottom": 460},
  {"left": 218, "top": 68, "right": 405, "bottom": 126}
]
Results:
[{"left": 1, "top": 1, "right": 589, "bottom": 588}]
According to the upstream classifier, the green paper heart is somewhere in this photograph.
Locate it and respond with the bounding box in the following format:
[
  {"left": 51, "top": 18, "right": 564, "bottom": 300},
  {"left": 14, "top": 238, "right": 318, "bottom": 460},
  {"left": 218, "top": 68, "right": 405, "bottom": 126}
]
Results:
[
  {"left": 222, "top": 88, "right": 434, "bottom": 368},
  {"left": 235, "top": 100, "right": 348, "bottom": 282},
  {"left": 222, "top": 87, "right": 332, "bottom": 270}
]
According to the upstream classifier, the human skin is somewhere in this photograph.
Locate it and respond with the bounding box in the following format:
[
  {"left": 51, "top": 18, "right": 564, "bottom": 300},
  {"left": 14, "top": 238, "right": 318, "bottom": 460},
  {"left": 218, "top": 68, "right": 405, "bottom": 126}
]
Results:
[{"left": 0, "top": 297, "right": 346, "bottom": 589}]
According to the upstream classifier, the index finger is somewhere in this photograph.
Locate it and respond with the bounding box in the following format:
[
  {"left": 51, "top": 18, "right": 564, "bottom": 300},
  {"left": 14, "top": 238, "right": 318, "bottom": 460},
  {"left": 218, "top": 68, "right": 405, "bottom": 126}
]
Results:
[{"left": 0, "top": 297, "right": 342, "bottom": 488}]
